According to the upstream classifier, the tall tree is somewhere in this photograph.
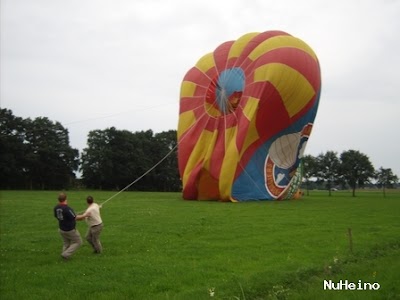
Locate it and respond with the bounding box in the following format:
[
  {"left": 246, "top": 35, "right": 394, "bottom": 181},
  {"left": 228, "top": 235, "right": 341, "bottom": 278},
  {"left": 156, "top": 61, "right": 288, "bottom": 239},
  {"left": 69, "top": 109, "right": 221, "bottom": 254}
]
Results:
[
  {"left": 1, "top": 110, "right": 78, "bottom": 189},
  {"left": 24, "top": 117, "right": 79, "bottom": 189},
  {"left": 340, "top": 150, "right": 375, "bottom": 197},
  {"left": 0, "top": 109, "right": 26, "bottom": 188},
  {"left": 81, "top": 127, "right": 137, "bottom": 189},
  {"left": 81, "top": 128, "right": 154, "bottom": 190},
  {"left": 375, "top": 167, "right": 399, "bottom": 197},
  {"left": 302, "top": 154, "right": 317, "bottom": 195},
  {"left": 130, "top": 130, "right": 156, "bottom": 191},
  {"left": 81, "top": 128, "right": 181, "bottom": 191},
  {"left": 80, "top": 129, "right": 111, "bottom": 189},
  {"left": 153, "top": 130, "right": 180, "bottom": 192},
  {"left": 315, "top": 151, "right": 341, "bottom": 196},
  {"left": 111, "top": 129, "right": 151, "bottom": 190},
  {"left": 0, "top": 109, "right": 78, "bottom": 189}
]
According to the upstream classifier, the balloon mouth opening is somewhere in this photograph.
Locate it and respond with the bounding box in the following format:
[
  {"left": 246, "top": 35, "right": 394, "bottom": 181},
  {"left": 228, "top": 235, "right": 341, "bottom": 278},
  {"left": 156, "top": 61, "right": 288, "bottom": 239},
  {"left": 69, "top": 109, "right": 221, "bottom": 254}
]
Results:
[
  {"left": 217, "top": 88, "right": 243, "bottom": 115},
  {"left": 205, "top": 68, "right": 245, "bottom": 116}
]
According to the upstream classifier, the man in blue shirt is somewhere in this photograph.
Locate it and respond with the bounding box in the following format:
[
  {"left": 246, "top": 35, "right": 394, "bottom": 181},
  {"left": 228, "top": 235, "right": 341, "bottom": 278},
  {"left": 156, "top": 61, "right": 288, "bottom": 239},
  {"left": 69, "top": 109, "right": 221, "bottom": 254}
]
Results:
[{"left": 54, "top": 193, "right": 82, "bottom": 260}]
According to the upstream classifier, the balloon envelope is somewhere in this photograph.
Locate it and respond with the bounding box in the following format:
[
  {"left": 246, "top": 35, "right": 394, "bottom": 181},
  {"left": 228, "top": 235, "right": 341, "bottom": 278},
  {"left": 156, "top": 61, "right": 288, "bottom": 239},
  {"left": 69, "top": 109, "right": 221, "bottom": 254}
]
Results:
[{"left": 178, "top": 30, "right": 321, "bottom": 201}]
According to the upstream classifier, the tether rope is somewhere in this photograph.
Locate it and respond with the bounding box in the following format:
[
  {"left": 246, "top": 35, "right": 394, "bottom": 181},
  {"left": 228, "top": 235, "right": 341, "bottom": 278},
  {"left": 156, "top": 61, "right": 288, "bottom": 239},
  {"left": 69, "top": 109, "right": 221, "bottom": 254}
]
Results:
[
  {"left": 99, "top": 99, "right": 213, "bottom": 207},
  {"left": 100, "top": 143, "right": 178, "bottom": 206}
]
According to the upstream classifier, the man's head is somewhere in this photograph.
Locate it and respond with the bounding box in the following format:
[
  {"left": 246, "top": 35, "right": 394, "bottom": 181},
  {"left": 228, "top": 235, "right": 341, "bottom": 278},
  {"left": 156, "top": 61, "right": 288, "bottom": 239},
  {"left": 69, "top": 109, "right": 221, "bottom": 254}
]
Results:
[
  {"left": 58, "top": 193, "right": 67, "bottom": 202},
  {"left": 86, "top": 196, "right": 94, "bottom": 204}
]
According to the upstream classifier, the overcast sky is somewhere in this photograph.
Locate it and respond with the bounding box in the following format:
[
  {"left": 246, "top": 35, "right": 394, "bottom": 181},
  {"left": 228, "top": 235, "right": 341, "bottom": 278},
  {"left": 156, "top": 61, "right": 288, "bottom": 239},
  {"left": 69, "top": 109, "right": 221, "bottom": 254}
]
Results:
[{"left": 1, "top": 0, "right": 400, "bottom": 177}]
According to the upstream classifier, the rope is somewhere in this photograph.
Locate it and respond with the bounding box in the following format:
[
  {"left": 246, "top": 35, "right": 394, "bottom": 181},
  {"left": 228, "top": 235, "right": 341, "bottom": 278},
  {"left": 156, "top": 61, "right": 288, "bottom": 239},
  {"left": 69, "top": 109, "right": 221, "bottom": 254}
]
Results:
[
  {"left": 99, "top": 100, "right": 212, "bottom": 207},
  {"left": 100, "top": 144, "right": 178, "bottom": 207}
]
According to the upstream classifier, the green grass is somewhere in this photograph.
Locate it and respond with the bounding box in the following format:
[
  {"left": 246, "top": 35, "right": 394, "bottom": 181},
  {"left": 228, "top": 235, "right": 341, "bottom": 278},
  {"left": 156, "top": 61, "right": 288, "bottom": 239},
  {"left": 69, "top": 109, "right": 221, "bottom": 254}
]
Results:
[{"left": 0, "top": 189, "right": 399, "bottom": 299}]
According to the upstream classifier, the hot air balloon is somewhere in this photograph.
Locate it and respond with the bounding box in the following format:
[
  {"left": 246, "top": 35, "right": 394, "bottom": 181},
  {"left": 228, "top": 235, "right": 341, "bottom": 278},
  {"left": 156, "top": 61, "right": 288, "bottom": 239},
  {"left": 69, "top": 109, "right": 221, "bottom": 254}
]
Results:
[{"left": 178, "top": 30, "right": 321, "bottom": 201}]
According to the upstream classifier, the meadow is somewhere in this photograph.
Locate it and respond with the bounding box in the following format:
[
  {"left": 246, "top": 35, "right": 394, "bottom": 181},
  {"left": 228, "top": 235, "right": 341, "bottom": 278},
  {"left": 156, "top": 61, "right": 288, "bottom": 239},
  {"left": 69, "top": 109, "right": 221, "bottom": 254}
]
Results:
[{"left": 0, "top": 189, "right": 399, "bottom": 299}]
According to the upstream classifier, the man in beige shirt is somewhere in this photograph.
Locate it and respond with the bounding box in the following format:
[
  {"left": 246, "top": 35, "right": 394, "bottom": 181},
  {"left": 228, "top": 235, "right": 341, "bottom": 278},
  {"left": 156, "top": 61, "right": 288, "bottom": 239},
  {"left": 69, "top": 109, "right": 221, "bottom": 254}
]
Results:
[{"left": 76, "top": 196, "right": 103, "bottom": 254}]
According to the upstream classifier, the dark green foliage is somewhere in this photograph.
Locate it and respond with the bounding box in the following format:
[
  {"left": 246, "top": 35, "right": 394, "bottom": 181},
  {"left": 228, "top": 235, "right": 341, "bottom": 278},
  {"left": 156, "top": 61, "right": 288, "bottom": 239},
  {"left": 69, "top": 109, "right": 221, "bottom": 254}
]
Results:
[
  {"left": 315, "top": 151, "right": 341, "bottom": 196},
  {"left": 0, "top": 109, "right": 79, "bottom": 189},
  {"left": 0, "top": 109, "right": 26, "bottom": 188},
  {"left": 80, "top": 128, "right": 180, "bottom": 191},
  {"left": 301, "top": 150, "right": 391, "bottom": 197},
  {"left": 302, "top": 155, "right": 317, "bottom": 195},
  {"left": 340, "top": 150, "right": 375, "bottom": 197},
  {"left": 376, "top": 167, "right": 399, "bottom": 197}
]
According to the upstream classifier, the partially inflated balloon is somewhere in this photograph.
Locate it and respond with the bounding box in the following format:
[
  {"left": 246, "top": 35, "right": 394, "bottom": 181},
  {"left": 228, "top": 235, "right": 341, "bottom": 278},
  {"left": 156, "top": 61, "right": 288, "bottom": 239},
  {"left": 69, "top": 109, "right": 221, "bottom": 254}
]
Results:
[{"left": 178, "top": 30, "right": 321, "bottom": 201}]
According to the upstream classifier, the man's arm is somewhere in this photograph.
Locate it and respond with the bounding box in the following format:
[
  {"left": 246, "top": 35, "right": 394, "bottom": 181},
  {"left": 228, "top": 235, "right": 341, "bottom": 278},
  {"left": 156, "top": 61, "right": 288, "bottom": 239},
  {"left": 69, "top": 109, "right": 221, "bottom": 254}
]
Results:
[{"left": 76, "top": 210, "right": 91, "bottom": 221}]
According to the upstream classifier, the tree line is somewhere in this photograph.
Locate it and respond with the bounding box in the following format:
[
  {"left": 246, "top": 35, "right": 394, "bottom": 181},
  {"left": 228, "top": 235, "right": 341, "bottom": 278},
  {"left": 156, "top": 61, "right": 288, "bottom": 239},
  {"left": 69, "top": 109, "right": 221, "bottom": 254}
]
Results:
[
  {"left": 301, "top": 152, "right": 399, "bottom": 197},
  {"left": 1, "top": 108, "right": 398, "bottom": 194},
  {"left": 80, "top": 127, "right": 180, "bottom": 191},
  {"left": 0, "top": 108, "right": 180, "bottom": 191},
  {"left": 1, "top": 109, "right": 79, "bottom": 189}
]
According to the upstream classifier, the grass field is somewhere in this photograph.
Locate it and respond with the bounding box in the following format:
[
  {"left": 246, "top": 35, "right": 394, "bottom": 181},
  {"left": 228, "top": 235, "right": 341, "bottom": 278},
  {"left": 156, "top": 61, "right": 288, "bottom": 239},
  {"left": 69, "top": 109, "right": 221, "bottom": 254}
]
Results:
[{"left": 0, "top": 189, "right": 399, "bottom": 299}]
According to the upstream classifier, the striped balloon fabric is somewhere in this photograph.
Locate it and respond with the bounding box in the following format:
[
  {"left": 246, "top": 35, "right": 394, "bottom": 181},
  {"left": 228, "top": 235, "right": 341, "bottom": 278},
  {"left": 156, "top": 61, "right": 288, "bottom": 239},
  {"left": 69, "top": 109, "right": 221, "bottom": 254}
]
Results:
[{"left": 178, "top": 30, "right": 321, "bottom": 201}]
